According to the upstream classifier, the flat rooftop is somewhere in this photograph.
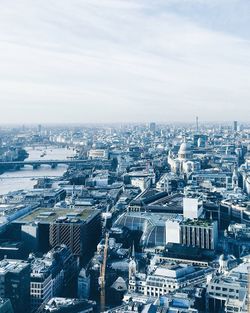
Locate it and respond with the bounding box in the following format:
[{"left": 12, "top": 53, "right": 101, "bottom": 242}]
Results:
[
  {"left": 182, "top": 219, "right": 215, "bottom": 227},
  {"left": 44, "top": 297, "right": 95, "bottom": 312},
  {"left": 0, "top": 259, "right": 29, "bottom": 274},
  {"left": 15, "top": 207, "right": 99, "bottom": 224}
]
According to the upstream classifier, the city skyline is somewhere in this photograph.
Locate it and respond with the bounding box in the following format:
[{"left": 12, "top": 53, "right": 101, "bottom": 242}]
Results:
[
  {"left": 0, "top": 0, "right": 250, "bottom": 123},
  {"left": 0, "top": 120, "right": 250, "bottom": 313}
]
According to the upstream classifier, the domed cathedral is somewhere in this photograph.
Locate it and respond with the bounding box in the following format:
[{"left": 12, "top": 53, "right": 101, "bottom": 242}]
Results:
[
  {"left": 178, "top": 138, "right": 193, "bottom": 160},
  {"left": 168, "top": 137, "right": 199, "bottom": 175}
]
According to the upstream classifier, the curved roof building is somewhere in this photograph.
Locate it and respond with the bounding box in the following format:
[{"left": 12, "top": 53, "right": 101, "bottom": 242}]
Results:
[
  {"left": 178, "top": 141, "right": 193, "bottom": 160},
  {"left": 114, "top": 212, "right": 182, "bottom": 248}
]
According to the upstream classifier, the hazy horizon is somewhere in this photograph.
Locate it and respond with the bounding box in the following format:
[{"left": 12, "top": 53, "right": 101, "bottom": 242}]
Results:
[{"left": 1, "top": 0, "right": 250, "bottom": 123}]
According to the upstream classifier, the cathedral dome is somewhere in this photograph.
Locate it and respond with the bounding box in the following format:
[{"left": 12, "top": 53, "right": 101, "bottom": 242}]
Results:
[
  {"left": 178, "top": 141, "right": 193, "bottom": 160},
  {"left": 179, "top": 142, "right": 191, "bottom": 153}
]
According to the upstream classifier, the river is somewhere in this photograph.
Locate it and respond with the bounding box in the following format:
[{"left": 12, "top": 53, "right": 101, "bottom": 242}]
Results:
[{"left": 0, "top": 146, "right": 76, "bottom": 195}]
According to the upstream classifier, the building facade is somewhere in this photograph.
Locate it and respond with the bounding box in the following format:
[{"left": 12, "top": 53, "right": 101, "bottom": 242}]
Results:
[
  {"left": 0, "top": 259, "right": 30, "bottom": 313},
  {"left": 180, "top": 219, "right": 218, "bottom": 250}
]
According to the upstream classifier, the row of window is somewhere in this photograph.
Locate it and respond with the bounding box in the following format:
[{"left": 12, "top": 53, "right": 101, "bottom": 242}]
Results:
[{"left": 210, "top": 285, "right": 239, "bottom": 293}]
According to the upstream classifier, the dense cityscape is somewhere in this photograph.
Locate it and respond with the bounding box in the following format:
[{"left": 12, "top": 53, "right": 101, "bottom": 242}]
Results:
[{"left": 0, "top": 121, "right": 249, "bottom": 313}]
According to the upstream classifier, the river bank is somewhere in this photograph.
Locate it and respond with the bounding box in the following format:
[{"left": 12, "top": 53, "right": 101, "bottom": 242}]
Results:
[{"left": 0, "top": 146, "right": 76, "bottom": 195}]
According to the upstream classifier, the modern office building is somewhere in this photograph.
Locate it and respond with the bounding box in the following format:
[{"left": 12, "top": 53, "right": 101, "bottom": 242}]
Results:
[
  {"left": 78, "top": 268, "right": 90, "bottom": 300},
  {"left": 0, "top": 202, "right": 39, "bottom": 234},
  {"left": 49, "top": 209, "right": 101, "bottom": 261},
  {"left": 206, "top": 262, "right": 248, "bottom": 312},
  {"left": 129, "top": 261, "right": 213, "bottom": 297},
  {"left": 180, "top": 219, "right": 218, "bottom": 250},
  {"left": 29, "top": 245, "right": 77, "bottom": 312},
  {"left": 16, "top": 207, "right": 102, "bottom": 262},
  {"left": 220, "top": 199, "right": 250, "bottom": 227},
  {"left": 183, "top": 196, "right": 203, "bottom": 219},
  {"left": 165, "top": 219, "right": 181, "bottom": 245},
  {"left": 0, "top": 259, "right": 30, "bottom": 313},
  {"left": 115, "top": 211, "right": 183, "bottom": 248}
]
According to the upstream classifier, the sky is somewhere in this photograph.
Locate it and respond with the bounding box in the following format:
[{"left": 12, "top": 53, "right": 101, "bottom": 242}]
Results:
[{"left": 0, "top": 0, "right": 250, "bottom": 124}]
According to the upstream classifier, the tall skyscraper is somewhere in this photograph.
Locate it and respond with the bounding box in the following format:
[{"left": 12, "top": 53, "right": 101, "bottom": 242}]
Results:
[{"left": 233, "top": 120, "right": 238, "bottom": 132}]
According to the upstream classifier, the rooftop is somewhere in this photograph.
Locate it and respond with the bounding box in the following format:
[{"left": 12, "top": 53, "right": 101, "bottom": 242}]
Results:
[
  {"left": 0, "top": 259, "right": 29, "bottom": 274},
  {"left": 44, "top": 297, "right": 95, "bottom": 312},
  {"left": 153, "top": 264, "right": 195, "bottom": 279},
  {"left": 182, "top": 219, "right": 216, "bottom": 227},
  {"left": 15, "top": 207, "right": 99, "bottom": 224}
]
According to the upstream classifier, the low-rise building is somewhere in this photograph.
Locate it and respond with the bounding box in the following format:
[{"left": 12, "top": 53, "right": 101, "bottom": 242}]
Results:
[
  {"left": 207, "top": 262, "right": 249, "bottom": 312},
  {"left": 129, "top": 261, "right": 213, "bottom": 297}
]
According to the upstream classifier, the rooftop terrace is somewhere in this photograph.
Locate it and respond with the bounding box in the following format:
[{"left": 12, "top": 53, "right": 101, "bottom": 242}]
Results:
[{"left": 182, "top": 219, "right": 215, "bottom": 227}]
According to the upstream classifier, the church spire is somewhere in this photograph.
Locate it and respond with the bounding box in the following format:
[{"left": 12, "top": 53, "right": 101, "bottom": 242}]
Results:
[
  {"left": 131, "top": 242, "right": 135, "bottom": 259},
  {"left": 129, "top": 242, "right": 137, "bottom": 281}
]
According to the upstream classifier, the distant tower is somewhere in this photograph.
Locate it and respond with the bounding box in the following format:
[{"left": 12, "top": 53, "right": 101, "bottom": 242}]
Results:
[
  {"left": 196, "top": 116, "right": 199, "bottom": 133},
  {"left": 128, "top": 243, "right": 137, "bottom": 293},
  {"left": 149, "top": 122, "right": 156, "bottom": 133},
  {"left": 233, "top": 121, "right": 238, "bottom": 132}
]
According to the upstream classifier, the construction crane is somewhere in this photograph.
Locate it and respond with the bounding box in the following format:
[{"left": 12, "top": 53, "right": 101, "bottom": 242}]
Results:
[
  {"left": 248, "top": 265, "right": 250, "bottom": 313},
  {"left": 99, "top": 232, "right": 109, "bottom": 312}
]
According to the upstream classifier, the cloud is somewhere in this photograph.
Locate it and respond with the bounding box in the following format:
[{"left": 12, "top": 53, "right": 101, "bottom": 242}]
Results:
[{"left": 0, "top": 0, "right": 249, "bottom": 123}]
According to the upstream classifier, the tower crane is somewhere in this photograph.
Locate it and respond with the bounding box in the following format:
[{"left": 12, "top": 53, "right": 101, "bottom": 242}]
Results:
[
  {"left": 248, "top": 265, "right": 250, "bottom": 313},
  {"left": 99, "top": 232, "right": 109, "bottom": 312}
]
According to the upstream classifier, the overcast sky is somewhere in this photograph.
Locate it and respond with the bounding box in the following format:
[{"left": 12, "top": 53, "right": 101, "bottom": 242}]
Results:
[{"left": 0, "top": 0, "right": 250, "bottom": 124}]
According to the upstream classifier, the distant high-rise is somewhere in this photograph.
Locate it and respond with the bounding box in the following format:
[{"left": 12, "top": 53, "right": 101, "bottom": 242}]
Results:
[
  {"left": 233, "top": 121, "right": 237, "bottom": 132},
  {"left": 196, "top": 116, "right": 199, "bottom": 133},
  {"left": 38, "top": 124, "right": 42, "bottom": 133},
  {"left": 149, "top": 122, "right": 156, "bottom": 133}
]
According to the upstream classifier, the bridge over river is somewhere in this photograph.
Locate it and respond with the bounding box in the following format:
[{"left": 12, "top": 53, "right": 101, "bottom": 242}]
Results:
[{"left": 0, "top": 159, "right": 112, "bottom": 170}]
